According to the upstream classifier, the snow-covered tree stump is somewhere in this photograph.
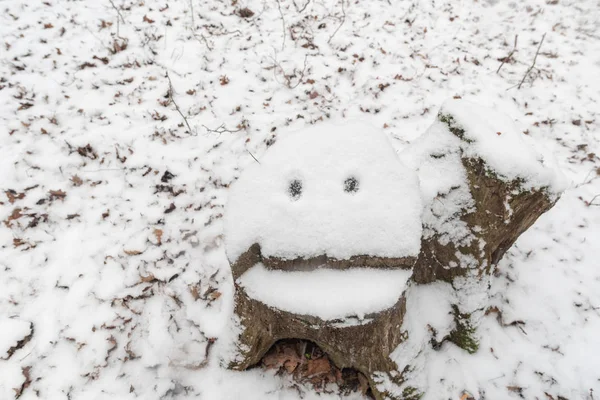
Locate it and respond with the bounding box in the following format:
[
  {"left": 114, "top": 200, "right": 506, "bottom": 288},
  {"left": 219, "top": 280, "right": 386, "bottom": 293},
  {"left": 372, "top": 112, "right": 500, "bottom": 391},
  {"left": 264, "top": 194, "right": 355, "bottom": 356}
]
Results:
[{"left": 223, "top": 100, "right": 564, "bottom": 399}]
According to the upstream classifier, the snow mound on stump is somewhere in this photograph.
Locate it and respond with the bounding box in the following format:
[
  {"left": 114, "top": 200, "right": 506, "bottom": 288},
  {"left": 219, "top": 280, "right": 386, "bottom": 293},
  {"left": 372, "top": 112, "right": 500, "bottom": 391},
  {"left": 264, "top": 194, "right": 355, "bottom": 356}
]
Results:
[
  {"left": 439, "top": 99, "right": 567, "bottom": 193},
  {"left": 224, "top": 121, "right": 423, "bottom": 262}
]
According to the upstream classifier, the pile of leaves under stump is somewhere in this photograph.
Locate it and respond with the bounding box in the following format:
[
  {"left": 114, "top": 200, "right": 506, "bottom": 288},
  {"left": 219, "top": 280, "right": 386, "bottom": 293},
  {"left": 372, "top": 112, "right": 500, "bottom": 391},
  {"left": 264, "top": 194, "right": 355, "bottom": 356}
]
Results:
[{"left": 259, "top": 339, "right": 373, "bottom": 398}]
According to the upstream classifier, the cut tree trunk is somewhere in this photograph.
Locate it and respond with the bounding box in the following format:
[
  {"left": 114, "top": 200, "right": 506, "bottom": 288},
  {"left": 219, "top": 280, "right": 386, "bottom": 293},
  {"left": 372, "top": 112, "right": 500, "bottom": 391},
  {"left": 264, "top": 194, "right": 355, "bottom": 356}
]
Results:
[
  {"left": 226, "top": 105, "right": 562, "bottom": 400},
  {"left": 230, "top": 283, "right": 408, "bottom": 400}
]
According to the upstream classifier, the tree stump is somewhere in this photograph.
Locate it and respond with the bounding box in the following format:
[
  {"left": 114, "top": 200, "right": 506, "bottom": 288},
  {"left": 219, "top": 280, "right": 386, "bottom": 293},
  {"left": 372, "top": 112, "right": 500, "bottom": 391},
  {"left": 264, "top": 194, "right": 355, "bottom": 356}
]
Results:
[{"left": 223, "top": 100, "right": 565, "bottom": 399}]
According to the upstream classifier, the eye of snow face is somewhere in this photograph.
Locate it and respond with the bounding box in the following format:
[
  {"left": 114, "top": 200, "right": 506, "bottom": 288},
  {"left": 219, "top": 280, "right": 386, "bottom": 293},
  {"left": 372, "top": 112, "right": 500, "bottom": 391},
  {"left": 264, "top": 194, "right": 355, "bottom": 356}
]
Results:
[
  {"left": 288, "top": 179, "right": 303, "bottom": 200},
  {"left": 343, "top": 177, "right": 359, "bottom": 193}
]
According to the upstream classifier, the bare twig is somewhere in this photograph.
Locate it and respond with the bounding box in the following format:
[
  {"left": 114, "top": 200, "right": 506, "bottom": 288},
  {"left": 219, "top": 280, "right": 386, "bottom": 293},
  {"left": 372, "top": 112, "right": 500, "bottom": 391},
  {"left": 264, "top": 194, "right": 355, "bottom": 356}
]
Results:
[
  {"left": 587, "top": 194, "right": 600, "bottom": 206},
  {"left": 189, "top": 0, "right": 195, "bottom": 28},
  {"left": 270, "top": 54, "right": 308, "bottom": 89},
  {"left": 575, "top": 168, "right": 599, "bottom": 188},
  {"left": 165, "top": 72, "right": 194, "bottom": 134},
  {"left": 202, "top": 123, "right": 244, "bottom": 135},
  {"left": 108, "top": 0, "right": 125, "bottom": 37},
  {"left": 186, "top": 0, "right": 213, "bottom": 50},
  {"left": 247, "top": 149, "right": 260, "bottom": 164},
  {"left": 517, "top": 33, "right": 546, "bottom": 89},
  {"left": 275, "top": 0, "right": 286, "bottom": 51},
  {"left": 294, "top": 0, "right": 311, "bottom": 13},
  {"left": 328, "top": 0, "right": 346, "bottom": 44},
  {"left": 497, "top": 34, "right": 518, "bottom": 74},
  {"left": 192, "top": 32, "right": 213, "bottom": 50}
]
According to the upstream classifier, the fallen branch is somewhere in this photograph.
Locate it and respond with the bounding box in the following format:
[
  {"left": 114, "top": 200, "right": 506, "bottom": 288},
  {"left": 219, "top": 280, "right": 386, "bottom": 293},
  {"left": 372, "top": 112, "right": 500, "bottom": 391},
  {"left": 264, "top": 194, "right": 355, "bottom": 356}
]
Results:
[
  {"left": 165, "top": 72, "right": 194, "bottom": 134},
  {"left": 517, "top": 33, "right": 545, "bottom": 89},
  {"left": 328, "top": 0, "right": 346, "bottom": 44},
  {"left": 497, "top": 34, "right": 518, "bottom": 74}
]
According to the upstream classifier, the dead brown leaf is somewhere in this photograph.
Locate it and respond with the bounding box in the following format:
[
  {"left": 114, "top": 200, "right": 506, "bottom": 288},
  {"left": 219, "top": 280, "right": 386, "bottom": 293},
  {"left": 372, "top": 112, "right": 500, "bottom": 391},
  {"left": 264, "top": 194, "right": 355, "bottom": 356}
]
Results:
[
  {"left": 306, "top": 357, "right": 331, "bottom": 378},
  {"left": 5, "top": 190, "right": 25, "bottom": 204},
  {"left": 4, "top": 208, "right": 23, "bottom": 227},
  {"left": 71, "top": 175, "right": 83, "bottom": 186},
  {"left": 49, "top": 189, "right": 67, "bottom": 201},
  {"left": 153, "top": 229, "right": 163, "bottom": 245},
  {"left": 190, "top": 285, "right": 200, "bottom": 300},
  {"left": 140, "top": 273, "right": 157, "bottom": 283},
  {"left": 13, "top": 366, "right": 31, "bottom": 398}
]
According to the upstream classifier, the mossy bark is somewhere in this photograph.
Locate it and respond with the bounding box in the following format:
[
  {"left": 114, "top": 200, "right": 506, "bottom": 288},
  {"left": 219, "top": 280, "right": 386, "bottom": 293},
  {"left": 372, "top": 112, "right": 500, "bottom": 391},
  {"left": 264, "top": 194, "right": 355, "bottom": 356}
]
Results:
[{"left": 412, "top": 112, "right": 558, "bottom": 353}]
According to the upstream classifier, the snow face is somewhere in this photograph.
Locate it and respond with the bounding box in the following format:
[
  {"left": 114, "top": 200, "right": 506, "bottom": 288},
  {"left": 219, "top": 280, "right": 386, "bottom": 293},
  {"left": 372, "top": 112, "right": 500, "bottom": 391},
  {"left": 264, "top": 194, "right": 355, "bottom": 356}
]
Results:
[
  {"left": 224, "top": 121, "right": 423, "bottom": 263},
  {"left": 238, "top": 264, "right": 412, "bottom": 320}
]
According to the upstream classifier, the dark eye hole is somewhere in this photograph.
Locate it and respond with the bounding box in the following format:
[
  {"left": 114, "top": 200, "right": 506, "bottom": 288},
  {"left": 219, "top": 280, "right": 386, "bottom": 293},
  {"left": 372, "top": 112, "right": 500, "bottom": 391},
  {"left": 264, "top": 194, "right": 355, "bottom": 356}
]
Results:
[
  {"left": 344, "top": 177, "right": 359, "bottom": 193},
  {"left": 289, "top": 179, "right": 302, "bottom": 200}
]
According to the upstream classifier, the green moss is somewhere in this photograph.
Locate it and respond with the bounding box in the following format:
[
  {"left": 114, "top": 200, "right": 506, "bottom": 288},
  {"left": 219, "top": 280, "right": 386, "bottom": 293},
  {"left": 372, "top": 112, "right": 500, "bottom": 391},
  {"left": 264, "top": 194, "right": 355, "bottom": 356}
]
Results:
[
  {"left": 448, "top": 305, "right": 479, "bottom": 354},
  {"left": 401, "top": 386, "right": 423, "bottom": 400},
  {"left": 438, "top": 113, "right": 474, "bottom": 144}
]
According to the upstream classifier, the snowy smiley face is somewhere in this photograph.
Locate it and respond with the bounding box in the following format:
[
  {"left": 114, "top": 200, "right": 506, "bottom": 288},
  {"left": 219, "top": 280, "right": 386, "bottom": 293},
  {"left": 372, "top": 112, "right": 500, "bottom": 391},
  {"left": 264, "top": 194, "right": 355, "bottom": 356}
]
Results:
[{"left": 224, "top": 121, "right": 423, "bottom": 320}]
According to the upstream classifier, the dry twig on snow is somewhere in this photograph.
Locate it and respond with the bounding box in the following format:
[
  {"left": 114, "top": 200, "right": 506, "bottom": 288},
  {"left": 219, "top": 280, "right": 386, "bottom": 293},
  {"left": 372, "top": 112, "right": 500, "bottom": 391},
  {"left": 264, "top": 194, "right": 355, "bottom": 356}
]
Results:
[
  {"left": 517, "top": 33, "right": 546, "bottom": 89},
  {"left": 166, "top": 72, "right": 194, "bottom": 134},
  {"left": 497, "top": 34, "right": 518, "bottom": 74},
  {"left": 328, "top": 0, "right": 346, "bottom": 44}
]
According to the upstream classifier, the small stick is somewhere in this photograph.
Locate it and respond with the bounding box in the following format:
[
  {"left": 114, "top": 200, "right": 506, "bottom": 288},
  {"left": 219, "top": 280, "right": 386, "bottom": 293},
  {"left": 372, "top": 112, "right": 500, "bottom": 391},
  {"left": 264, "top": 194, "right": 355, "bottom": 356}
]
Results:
[
  {"left": 165, "top": 72, "right": 193, "bottom": 134},
  {"left": 497, "top": 34, "right": 518, "bottom": 74},
  {"left": 294, "top": 0, "right": 310, "bottom": 13},
  {"left": 518, "top": 33, "right": 546, "bottom": 89},
  {"left": 108, "top": 0, "right": 125, "bottom": 37},
  {"left": 202, "top": 123, "right": 244, "bottom": 135},
  {"left": 247, "top": 149, "right": 260, "bottom": 164},
  {"left": 275, "top": 0, "right": 286, "bottom": 51},
  {"left": 587, "top": 194, "right": 600, "bottom": 206},
  {"left": 189, "top": 0, "right": 195, "bottom": 29},
  {"left": 277, "top": 0, "right": 286, "bottom": 51},
  {"left": 328, "top": 0, "right": 346, "bottom": 44}
]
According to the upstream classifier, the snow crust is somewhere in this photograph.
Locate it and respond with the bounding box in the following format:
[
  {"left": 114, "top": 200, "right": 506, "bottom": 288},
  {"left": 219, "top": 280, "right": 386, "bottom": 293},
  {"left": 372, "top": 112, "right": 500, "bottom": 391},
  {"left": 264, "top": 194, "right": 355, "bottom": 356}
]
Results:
[
  {"left": 224, "top": 121, "right": 423, "bottom": 263},
  {"left": 237, "top": 264, "right": 412, "bottom": 320},
  {"left": 440, "top": 99, "right": 567, "bottom": 193}
]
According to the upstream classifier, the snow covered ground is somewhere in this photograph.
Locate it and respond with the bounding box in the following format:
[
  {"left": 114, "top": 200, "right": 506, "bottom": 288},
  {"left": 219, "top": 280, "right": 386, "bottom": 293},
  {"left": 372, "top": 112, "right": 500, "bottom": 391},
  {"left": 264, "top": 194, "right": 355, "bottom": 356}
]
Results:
[{"left": 1, "top": 0, "right": 599, "bottom": 399}]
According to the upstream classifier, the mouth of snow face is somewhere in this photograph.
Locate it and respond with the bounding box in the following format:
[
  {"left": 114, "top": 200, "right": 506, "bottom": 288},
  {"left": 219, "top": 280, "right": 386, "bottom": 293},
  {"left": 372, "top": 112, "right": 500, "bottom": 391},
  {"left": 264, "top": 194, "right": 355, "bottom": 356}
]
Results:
[
  {"left": 236, "top": 263, "right": 412, "bottom": 321},
  {"left": 260, "top": 253, "right": 415, "bottom": 272}
]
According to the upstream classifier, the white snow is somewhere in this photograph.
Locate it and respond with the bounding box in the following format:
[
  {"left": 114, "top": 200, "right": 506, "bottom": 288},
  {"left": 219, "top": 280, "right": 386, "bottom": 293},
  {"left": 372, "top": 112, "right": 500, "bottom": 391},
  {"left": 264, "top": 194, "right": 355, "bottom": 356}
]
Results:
[
  {"left": 1, "top": 0, "right": 600, "bottom": 399},
  {"left": 401, "top": 119, "right": 475, "bottom": 245},
  {"left": 0, "top": 318, "right": 32, "bottom": 360},
  {"left": 440, "top": 99, "right": 567, "bottom": 193},
  {"left": 224, "top": 121, "right": 423, "bottom": 263},
  {"left": 238, "top": 263, "right": 413, "bottom": 320}
]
